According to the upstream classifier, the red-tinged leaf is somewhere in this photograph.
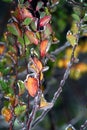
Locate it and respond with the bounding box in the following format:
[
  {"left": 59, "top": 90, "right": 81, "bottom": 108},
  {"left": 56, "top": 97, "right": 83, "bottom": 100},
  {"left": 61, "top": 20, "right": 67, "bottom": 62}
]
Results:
[
  {"left": 0, "top": 42, "right": 6, "bottom": 55},
  {"left": 21, "top": 7, "right": 33, "bottom": 19},
  {"left": 39, "top": 15, "right": 51, "bottom": 27},
  {"left": 42, "top": 23, "right": 52, "bottom": 39},
  {"left": 24, "top": 76, "right": 38, "bottom": 97},
  {"left": 25, "top": 30, "right": 38, "bottom": 45},
  {"left": 11, "top": 7, "right": 22, "bottom": 21},
  {"left": 33, "top": 57, "right": 43, "bottom": 72},
  {"left": 7, "top": 22, "right": 22, "bottom": 37},
  {"left": 30, "top": 57, "right": 43, "bottom": 73},
  {"left": 40, "top": 39, "right": 50, "bottom": 57}
]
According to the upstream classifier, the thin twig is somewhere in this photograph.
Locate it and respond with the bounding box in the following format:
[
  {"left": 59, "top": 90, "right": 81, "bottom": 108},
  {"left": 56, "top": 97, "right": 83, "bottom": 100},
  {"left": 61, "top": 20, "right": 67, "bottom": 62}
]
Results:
[
  {"left": 27, "top": 90, "right": 42, "bottom": 130},
  {"left": 51, "top": 41, "right": 70, "bottom": 56},
  {"left": 80, "top": 120, "right": 87, "bottom": 130}
]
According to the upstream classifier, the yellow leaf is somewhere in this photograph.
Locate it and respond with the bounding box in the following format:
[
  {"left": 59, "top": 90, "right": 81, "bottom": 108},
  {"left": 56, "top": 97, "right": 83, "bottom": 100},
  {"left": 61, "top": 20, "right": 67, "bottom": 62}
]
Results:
[
  {"left": 66, "top": 31, "right": 77, "bottom": 46},
  {"left": 39, "top": 94, "right": 53, "bottom": 110}
]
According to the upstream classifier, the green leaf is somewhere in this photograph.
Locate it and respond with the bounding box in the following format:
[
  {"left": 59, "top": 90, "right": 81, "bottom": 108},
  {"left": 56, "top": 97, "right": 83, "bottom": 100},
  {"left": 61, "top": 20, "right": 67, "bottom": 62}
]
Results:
[
  {"left": 14, "top": 105, "right": 26, "bottom": 116},
  {"left": 7, "top": 23, "right": 21, "bottom": 37},
  {"left": 73, "top": 7, "right": 81, "bottom": 16},
  {"left": 36, "top": 1, "right": 44, "bottom": 11},
  {"left": 0, "top": 80, "right": 9, "bottom": 93},
  {"left": 22, "top": 18, "right": 32, "bottom": 26},
  {"left": 24, "top": 34, "right": 30, "bottom": 45},
  {"left": 83, "top": 13, "right": 87, "bottom": 21},
  {"left": 18, "top": 37, "right": 24, "bottom": 46},
  {"left": 0, "top": 79, "right": 14, "bottom": 94},
  {"left": 72, "top": 14, "right": 80, "bottom": 22},
  {"left": 17, "top": 80, "right": 25, "bottom": 96}
]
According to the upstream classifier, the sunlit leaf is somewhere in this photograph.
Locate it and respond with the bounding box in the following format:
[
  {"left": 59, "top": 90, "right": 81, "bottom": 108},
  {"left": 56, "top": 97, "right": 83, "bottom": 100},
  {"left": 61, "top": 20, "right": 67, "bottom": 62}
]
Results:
[
  {"left": 1, "top": 107, "right": 12, "bottom": 122},
  {"left": 7, "top": 22, "right": 22, "bottom": 37},
  {"left": 24, "top": 76, "right": 38, "bottom": 97},
  {"left": 39, "top": 15, "right": 51, "bottom": 27},
  {"left": 17, "top": 80, "right": 25, "bottom": 96}
]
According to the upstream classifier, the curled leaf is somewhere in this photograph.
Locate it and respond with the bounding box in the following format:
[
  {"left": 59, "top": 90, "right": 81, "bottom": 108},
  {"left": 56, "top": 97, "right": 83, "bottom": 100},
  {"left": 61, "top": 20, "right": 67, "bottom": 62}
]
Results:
[{"left": 24, "top": 76, "right": 38, "bottom": 97}]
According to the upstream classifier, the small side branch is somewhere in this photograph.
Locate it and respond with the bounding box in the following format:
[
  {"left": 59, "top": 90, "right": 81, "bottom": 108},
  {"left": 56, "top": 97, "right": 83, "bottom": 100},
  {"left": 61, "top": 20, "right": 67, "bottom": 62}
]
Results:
[{"left": 51, "top": 41, "right": 70, "bottom": 56}]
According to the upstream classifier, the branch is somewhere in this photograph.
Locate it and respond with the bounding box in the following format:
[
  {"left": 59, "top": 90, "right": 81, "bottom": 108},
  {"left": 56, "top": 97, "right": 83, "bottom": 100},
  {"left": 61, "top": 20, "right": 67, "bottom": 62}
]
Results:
[
  {"left": 80, "top": 120, "right": 87, "bottom": 130},
  {"left": 31, "top": 44, "right": 77, "bottom": 129},
  {"left": 27, "top": 91, "right": 42, "bottom": 130},
  {"left": 51, "top": 41, "right": 70, "bottom": 56}
]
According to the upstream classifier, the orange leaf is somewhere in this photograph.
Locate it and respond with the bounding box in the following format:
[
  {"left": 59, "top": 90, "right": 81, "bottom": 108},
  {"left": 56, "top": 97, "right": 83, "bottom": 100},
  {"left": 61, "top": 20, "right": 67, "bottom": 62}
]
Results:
[
  {"left": 39, "top": 15, "right": 51, "bottom": 27},
  {"left": 33, "top": 57, "right": 43, "bottom": 72},
  {"left": 1, "top": 107, "right": 12, "bottom": 122},
  {"left": 0, "top": 43, "right": 5, "bottom": 55},
  {"left": 40, "top": 39, "right": 49, "bottom": 57},
  {"left": 25, "top": 30, "right": 38, "bottom": 45},
  {"left": 24, "top": 76, "right": 38, "bottom": 97}
]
